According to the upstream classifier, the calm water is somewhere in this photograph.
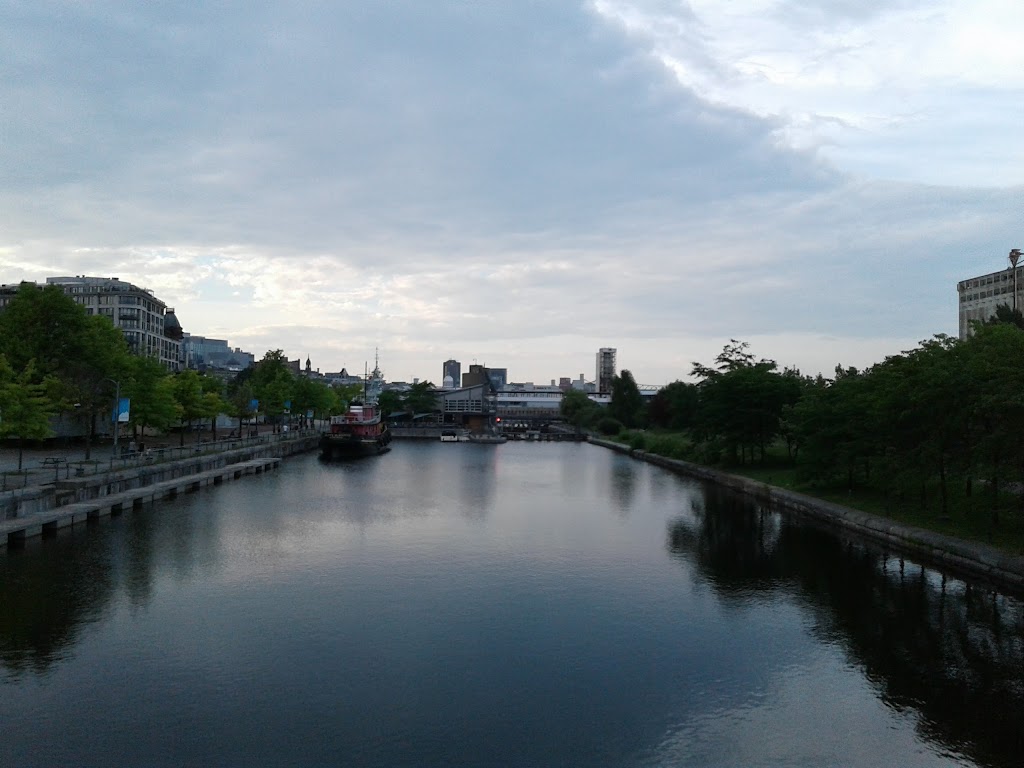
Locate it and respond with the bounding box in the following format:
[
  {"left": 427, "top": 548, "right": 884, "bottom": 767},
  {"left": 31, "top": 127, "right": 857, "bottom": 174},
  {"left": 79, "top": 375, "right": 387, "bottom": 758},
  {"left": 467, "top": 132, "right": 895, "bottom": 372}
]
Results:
[{"left": 2, "top": 442, "right": 1023, "bottom": 767}]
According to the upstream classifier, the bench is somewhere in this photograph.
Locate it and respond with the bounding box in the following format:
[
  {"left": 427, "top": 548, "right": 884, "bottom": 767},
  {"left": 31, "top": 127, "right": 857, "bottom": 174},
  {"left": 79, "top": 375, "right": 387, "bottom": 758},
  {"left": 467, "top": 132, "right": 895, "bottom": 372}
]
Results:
[{"left": 40, "top": 457, "right": 67, "bottom": 481}]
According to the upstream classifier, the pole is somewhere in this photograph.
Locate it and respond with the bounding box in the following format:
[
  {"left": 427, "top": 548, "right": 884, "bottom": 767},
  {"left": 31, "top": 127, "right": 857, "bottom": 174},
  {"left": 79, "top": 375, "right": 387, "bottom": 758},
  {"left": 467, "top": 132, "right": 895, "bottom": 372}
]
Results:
[
  {"left": 1011, "top": 250, "right": 1022, "bottom": 314},
  {"left": 112, "top": 380, "right": 120, "bottom": 458}
]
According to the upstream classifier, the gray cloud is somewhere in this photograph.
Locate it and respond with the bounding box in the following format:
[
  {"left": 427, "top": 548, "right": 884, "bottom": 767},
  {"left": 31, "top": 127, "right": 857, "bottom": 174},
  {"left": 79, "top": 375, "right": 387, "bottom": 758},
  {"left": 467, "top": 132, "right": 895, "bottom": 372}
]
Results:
[{"left": 0, "top": 1, "right": 1019, "bottom": 383}]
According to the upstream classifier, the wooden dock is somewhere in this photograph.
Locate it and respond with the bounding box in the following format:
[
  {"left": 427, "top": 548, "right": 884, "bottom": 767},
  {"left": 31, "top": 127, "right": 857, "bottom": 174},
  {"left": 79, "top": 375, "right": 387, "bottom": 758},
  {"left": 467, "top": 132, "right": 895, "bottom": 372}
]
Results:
[{"left": 1, "top": 458, "right": 281, "bottom": 548}]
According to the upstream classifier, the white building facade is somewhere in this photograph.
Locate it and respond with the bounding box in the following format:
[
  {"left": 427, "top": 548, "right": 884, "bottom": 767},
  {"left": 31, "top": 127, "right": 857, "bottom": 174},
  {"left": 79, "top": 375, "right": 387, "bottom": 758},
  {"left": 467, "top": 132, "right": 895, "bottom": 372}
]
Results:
[
  {"left": 957, "top": 266, "right": 1024, "bottom": 339},
  {"left": 46, "top": 276, "right": 182, "bottom": 369}
]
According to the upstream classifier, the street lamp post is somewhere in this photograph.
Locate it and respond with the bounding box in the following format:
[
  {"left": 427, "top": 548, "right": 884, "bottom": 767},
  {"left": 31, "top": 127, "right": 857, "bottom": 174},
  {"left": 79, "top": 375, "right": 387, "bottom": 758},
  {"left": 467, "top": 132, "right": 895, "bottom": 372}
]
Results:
[
  {"left": 1010, "top": 249, "right": 1022, "bottom": 314},
  {"left": 103, "top": 378, "right": 121, "bottom": 459}
]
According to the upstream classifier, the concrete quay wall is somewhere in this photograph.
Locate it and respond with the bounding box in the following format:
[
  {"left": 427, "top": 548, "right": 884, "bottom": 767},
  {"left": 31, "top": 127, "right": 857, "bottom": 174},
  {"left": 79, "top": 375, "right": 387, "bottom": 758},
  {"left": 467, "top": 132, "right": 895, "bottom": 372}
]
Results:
[
  {"left": 590, "top": 437, "right": 1024, "bottom": 593},
  {"left": 1, "top": 435, "right": 318, "bottom": 523}
]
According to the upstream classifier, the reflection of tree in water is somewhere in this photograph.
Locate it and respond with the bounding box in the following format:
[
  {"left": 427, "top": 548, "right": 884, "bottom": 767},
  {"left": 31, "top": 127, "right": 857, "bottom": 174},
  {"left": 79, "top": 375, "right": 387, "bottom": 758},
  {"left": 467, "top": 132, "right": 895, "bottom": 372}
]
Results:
[
  {"left": 609, "top": 459, "right": 637, "bottom": 515},
  {"left": 0, "top": 533, "right": 117, "bottom": 676},
  {"left": 668, "top": 484, "right": 1024, "bottom": 768}
]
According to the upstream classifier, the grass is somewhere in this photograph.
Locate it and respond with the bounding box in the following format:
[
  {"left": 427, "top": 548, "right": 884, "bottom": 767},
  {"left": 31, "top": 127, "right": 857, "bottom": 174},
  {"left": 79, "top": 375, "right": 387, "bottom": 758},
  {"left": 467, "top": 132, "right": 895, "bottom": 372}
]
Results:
[{"left": 616, "top": 429, "right": 1024, "bottom": 555}]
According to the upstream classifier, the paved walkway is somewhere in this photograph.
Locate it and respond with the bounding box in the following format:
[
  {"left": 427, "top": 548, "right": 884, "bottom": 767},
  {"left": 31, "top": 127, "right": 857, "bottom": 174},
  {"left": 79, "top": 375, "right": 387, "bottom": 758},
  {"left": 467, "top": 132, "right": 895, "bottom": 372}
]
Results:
[{"left": 0, "top": 425, "right": 305, "bottom": 491}]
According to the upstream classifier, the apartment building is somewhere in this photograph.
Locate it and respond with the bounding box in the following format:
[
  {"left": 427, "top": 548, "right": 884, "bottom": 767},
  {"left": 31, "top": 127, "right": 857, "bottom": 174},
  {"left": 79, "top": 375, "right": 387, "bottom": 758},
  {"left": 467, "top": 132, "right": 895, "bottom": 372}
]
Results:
[{"left": 0, "top": 276, "right": 184, "bottom": 369}]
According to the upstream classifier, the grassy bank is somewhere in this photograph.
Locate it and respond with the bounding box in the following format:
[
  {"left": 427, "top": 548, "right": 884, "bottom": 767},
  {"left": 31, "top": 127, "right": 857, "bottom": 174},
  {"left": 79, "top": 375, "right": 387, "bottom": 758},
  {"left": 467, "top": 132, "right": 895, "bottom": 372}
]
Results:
[{"left": 612, "top": 430, "right": 1024, "bottom": 555}]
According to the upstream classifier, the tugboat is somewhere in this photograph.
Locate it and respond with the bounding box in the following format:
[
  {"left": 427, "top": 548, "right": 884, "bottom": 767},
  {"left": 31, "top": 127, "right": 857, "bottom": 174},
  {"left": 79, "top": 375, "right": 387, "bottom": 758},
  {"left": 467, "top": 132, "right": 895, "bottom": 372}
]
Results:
[{"left": 320, "top": 402, "right": 392, "bottom": 459}]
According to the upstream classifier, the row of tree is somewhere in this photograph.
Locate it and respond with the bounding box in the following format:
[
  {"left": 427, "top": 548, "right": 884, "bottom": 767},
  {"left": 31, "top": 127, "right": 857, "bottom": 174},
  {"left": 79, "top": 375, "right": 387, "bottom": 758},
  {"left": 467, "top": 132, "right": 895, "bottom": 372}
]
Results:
[
  {"left": 0, "top": 284, "right": 354, "bottom": 468},
  {"left": 563, "top": 320, "right": 1024, "bottom": 526}
]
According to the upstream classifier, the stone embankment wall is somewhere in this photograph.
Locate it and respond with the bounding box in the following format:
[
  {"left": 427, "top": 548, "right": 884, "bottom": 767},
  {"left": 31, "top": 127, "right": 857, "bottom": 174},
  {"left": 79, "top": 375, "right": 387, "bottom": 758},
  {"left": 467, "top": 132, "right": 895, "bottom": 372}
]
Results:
[
  {"left": 2, "top": 435, "right": 319, "bottom": 522},
  {"left": 590, "top": 437, "right": 1024, "bottom": 592}
]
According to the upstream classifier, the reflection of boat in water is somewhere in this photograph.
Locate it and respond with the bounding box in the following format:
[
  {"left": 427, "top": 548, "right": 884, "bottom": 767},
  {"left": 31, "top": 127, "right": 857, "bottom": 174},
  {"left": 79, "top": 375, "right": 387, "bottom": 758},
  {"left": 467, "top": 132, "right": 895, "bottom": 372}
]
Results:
[{"left": 320, "top": 403, "right": 392, "bottom": 459}]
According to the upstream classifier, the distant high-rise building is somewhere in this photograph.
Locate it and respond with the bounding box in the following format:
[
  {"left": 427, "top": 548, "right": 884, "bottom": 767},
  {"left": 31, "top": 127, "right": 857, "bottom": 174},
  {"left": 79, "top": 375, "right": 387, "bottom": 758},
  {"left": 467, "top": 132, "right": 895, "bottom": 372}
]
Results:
[
  {"left": 462, "top": 364, "right": 491, "bottom": 388},
  {"left": 487, "top": 367, "right": 507, "bottom": 390},
  {"left": 443, "top": 359, "right": 461, "bottom": 388},
  {"left": 596, "top": 347, "right": 616, "bottom": 394}
]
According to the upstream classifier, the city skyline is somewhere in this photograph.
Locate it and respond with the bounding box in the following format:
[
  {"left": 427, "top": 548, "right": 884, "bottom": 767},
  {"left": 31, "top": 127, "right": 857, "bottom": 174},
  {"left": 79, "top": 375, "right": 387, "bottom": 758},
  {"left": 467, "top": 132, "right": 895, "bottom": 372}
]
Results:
[{"left": 2, "top": 2, "right": 1022, "bottom": 384}]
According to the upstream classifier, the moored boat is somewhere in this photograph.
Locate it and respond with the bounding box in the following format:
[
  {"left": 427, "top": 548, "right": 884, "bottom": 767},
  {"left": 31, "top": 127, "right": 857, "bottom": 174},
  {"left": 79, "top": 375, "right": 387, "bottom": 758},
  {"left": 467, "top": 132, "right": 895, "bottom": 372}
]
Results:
[{"left": 320, "top": 402, "right": 392, "bottom": 459}]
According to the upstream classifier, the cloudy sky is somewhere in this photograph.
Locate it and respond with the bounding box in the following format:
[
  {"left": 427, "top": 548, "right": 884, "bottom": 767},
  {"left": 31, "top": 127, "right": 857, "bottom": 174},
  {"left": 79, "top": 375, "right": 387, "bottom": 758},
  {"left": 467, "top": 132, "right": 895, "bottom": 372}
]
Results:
[{"left": 2, "top": 0, "right": 1022, "bottom": 385}]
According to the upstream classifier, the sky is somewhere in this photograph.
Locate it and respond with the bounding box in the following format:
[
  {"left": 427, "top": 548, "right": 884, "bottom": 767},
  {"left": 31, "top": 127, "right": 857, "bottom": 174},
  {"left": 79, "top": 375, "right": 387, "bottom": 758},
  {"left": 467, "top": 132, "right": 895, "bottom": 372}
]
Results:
[{"left": 2, "top": 0, "right": 1022, "bottom": 386}]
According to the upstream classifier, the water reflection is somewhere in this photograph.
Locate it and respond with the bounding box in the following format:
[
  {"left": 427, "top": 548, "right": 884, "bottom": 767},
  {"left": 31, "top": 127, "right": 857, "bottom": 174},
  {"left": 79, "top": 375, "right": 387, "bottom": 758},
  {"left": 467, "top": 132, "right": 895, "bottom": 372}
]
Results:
[
  {"left": 669, "top": 484, "right": 1024, "bottom": 768},
  {"left": 0, "top": 528, "right": 118, "bottom": 675},
  {"left": 609, "top": 456, "right": 637, "bottom": 516},
  {"left": 457, "top": 446, "right": 497, "bottom": 519}
]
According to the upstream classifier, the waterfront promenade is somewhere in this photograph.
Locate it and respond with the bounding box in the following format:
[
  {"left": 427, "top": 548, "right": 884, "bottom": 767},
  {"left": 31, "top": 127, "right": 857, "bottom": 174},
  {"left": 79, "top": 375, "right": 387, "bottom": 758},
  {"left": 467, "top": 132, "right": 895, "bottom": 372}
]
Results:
[
  {"left": 0, "top": 426, "right": 301, "bottom": 490},
  {"left": 1, "top": 427, "right": 320, "bottom": 548}
]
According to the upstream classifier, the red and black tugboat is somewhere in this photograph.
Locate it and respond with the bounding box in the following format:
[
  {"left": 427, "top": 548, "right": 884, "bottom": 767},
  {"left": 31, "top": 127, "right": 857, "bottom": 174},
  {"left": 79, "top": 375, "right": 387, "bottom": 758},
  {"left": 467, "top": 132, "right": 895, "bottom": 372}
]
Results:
[{"left": 320, "top": 402, "right": 392, "bottom": 459}]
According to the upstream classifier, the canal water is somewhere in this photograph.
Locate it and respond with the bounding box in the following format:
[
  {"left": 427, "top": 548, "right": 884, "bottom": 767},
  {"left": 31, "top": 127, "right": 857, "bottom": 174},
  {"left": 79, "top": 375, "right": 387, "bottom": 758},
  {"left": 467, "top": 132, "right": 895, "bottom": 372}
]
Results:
[{"left": 1, "top": 442, "right": 1022, "bottom": 767}]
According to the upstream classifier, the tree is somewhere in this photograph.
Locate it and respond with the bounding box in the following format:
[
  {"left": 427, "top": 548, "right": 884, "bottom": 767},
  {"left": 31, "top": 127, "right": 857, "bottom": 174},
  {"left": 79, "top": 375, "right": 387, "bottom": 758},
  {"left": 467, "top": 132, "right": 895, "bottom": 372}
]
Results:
[
  {"left": 404, "top": 381, "right": 438, "bottom": 415},
  {"left": 230, "top": 382, "right": 258, "bottom": 436},
  {"left": 0, "top": 358, "right": 56, "bottom": 470},
  {"left": 690, "top": 342, "right": 801, "bottom": 465},
  {"left": 985, "top": 303, "right": 1024, "bottom": 331},
  {"left": 0, "top": 283, "right": 133, "bottom": 452},
  {"left": 197, "top": 374, "right": 227, "bottom": 439},
  {"left": 172, "top": 370, "right": 207, "bottom": 446},
  {"left": 647, "top": 381, "right": 699, "bottom": 431},
  {"left": 560, "top": 389, "right": 599, "bottom": 431},
  {"left": 249, "top": 350, "right": 295, "bottom": 433},
  {"left": 609, "top": 370, "right": 644, "bottom": 428},
  {"left": 377, "top": 390, "right": 404, "bottom": 420},
  {"left": 333, "top": 383, "right": 363, "bottom": 411},
  {"left": 124, "top": 356, "right": 180, "bottom": 442}
]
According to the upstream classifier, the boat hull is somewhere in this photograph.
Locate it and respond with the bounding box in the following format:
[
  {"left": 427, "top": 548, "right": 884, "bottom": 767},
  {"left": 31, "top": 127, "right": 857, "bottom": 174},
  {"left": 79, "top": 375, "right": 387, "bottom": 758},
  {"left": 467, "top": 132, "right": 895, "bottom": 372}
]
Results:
[{"left": 319, "top": 430, "right": 392, "bottom": 459}]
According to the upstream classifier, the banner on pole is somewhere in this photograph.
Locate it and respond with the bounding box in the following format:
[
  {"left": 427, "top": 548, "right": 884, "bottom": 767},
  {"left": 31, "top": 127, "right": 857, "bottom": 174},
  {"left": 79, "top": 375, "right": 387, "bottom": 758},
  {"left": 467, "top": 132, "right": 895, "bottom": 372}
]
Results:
[{"left": 112, "top": 397, "right": 130, "bottom": 423}]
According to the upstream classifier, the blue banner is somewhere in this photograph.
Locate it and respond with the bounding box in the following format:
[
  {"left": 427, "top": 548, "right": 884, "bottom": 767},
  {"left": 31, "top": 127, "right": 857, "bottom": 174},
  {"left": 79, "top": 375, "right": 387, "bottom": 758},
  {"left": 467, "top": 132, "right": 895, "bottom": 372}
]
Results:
[{"left": 112, "top": 397, "right": 130, "bottom": 424}]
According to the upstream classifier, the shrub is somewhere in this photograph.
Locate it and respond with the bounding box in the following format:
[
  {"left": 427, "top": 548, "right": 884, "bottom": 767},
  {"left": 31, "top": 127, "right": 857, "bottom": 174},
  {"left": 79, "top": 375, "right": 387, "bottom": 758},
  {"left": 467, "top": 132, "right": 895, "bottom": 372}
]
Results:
[
  {"left": 628, "top": 432, "right": 646, "bottom": 451},
  {"left": 596, "top": 417, "right": 623, "bottom": 436}
]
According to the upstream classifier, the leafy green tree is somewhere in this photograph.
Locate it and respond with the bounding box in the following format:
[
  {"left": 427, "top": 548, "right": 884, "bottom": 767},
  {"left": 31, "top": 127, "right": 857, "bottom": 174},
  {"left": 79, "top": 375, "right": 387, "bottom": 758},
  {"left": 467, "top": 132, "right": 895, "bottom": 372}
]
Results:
[
  {"left": 560, "top": 389, "right": 600, "bottom": 431},
  {"left": 249, "top": 350, "right": 295, "bottom": 432},
  {"left": 0, "top": 283, "right": 133, "bottom": 451},
  {"left": 230, "top": 382, "right": 258, "bottom": 436},
  {"left": 985, "top": 303, "right": 1024, "bottom": 331},
  {"left": 0, "top": 284, "right": 89, "bottom": 375},
  {"left": 333, "top": 383, "right": 363, "bottom": 411},
  {"left": 288, "top": 377, "right": 337, "bottom": 428},
  {"left": 609, "top": 370, "right": 644, "bottom": 428},
  {"left": 404, "top": 381, "right": 438, "bottom": 415},
  {"left": 957, "top": 323, "right": 1024, "bottom": 526},
  {"left": 196, "top": 374, "right": 227, "bottom": 439},
  {"left": 690, "top": 342, "right": 801, "bottom": 465},
  {"left": 377, "top": 390, "right": 404, "bottom": 419},
  {"left": 172, "top": 370, "right": 207, "bottom": 445},
  {"left": 0, "top": 358, "right": 56, "bottom": 470},
  {"left": 647, "top": 381, "right": 699, "bottom": 431},
  {"left": 125, "top": 356, "right": 180, "bottom": 442}
]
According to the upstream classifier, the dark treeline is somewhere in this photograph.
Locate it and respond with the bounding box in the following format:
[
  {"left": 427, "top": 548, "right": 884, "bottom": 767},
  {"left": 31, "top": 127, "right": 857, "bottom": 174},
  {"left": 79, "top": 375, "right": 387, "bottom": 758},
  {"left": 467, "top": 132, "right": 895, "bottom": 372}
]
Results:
[{"left": 565, "top": 318, "right": 1024, "bottom": 532}]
